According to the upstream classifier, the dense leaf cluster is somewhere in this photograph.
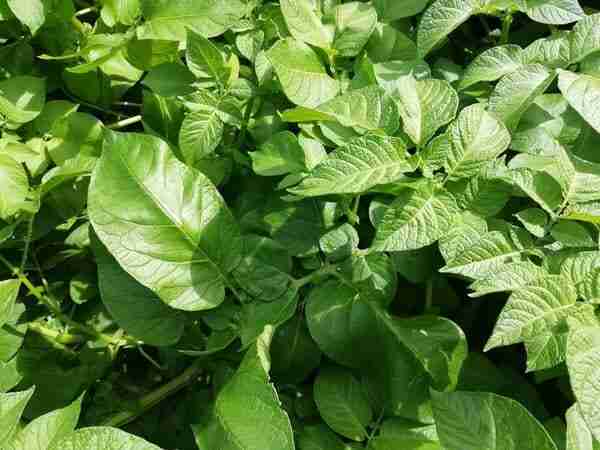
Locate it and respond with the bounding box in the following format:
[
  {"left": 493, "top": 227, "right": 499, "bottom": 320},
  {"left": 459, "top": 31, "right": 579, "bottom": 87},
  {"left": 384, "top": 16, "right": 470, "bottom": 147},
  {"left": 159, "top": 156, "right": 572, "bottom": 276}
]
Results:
[{"left": 1, "top": 0, "right": 600, "bottom": 449}]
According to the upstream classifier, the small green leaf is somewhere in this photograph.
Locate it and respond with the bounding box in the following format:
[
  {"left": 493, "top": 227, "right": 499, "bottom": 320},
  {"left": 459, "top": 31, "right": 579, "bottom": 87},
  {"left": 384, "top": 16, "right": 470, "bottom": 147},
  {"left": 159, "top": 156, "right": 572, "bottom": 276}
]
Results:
[
  {"left": 313, "top": 366, "right": 373, "bottom": 441},
  {"left": 524, "top": 0, "right": 584, "bottom": 25},
  {"left": 289, "top": 135, "right": 413, "bottom": 197},
  {"left": 332, "top": 2, "right": 378, "bottom": 57},
  {"left": 267, "top": 38, "right": 340, "bottom": 108},
  {"left": 179, "top": 107, "right": 224, "bottom": 164},
  {"left": 458, "top": 45, "right": 526, "bottom": 91},
  {"left": 48, "top": 427, "right": 162, "bottom": 450},
  {"left": 566, "top": 404, "right": 600, "bottom": 450},
  {"left": 393, "top": 75, "right": 459, "bottom": 146},
  {"left": 250, "top": 131, "right": 307, "bottom": 176},
  {"left": 142, "top": 63, "right": 196, "bottom": 97},
  {"left": 558, "top": 70, "right": 600, "bottom": 134},
  {"left": 516, "top": 208, "right": 549, "bottom": 238},
  {"left": 186, "top": 29, "right": 231, "bottom": 86},
  {"left": 0, "top": 154, "right": 29, "bottom": 221},
  {"left": 373, "top": 0, "right": 429, "bottom": 20},
  {"left": 0, "top": 76, "right": 46, "bottom": 126},
  {"left": 0, "top": 279, "right": 19, "bottom": 328},
  {"left": 569, "top": 13, "right": 600, "bottom": 63},
  {"left": 280, "top": 0, "right": 334, "bottom": 49},
  {"left": 0, "top": 387, "right": 34, "bottom": 444},
  {"left": 551, "top": 220, "right": 595, "bottom": 247},
  {"left": 372, "top": 185, "right": 460, "bottom": 252}
]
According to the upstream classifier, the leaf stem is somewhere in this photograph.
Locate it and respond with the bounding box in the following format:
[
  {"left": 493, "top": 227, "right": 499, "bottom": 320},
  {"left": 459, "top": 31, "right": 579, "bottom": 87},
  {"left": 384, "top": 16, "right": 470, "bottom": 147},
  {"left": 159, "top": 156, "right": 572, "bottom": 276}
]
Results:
[
  {"left": 500, "top": 14, "right": 513, "bottom": 45},
  {"left": 101, "top": 360, "right": 204, "bottom": 428},
  {"left": 107, "top": 115, "right": 143, "bottom": 130},
  {"left": 0, "top": 255, "right": 135, "bottom": 347},
  {"left": 75, "top": 6, "right": 98, "bottom": 17},
  {"left": 19, "top": 214, "right": 34, "bottom": 273},
  {"left": 28, "top": 321, "right": 86, "bottom": 345},
  {"left": 292, "top": 263, "right": 336, "bottom": 289}
]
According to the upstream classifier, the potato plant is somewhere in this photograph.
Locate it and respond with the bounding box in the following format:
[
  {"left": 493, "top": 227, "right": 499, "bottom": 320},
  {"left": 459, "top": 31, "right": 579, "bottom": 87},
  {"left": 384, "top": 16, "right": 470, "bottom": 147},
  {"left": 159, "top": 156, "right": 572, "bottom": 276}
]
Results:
[{"left": 1, "top": 0, "right": 600, "bottom": 449}]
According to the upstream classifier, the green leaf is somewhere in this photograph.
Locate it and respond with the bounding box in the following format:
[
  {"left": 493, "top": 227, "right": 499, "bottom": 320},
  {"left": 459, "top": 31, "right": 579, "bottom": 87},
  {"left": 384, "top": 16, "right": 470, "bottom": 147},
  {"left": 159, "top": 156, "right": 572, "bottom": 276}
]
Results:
[
  {"left": 138, "top": 0, "right": 247, "bottom": 41},
  {"left": 282, "top": 86, "right": 400, "bottom": 134},
  {"left": 368, "top": 418, "right": 441, "bottom": 450},
  {"left": 516, "top": 208, "right": 549, "bottom": 238},
  {"left": 438, "top": 211, "right": 488, "bottom": 262},
  {"left": 7, "top": 0, "right": 45, "bottom": 35},
  {"left": 186, "top": 29, "right": 230, "bottom": 86},
  {"left": 0, "top": 388, "right": 34, "bottom": 444},
  {"left": 267, "top": 38, "right": 340, "bottom": 108},
  {"left": 215, "top": 327, "right": 295, "bottom": 450},
  {"left": 233, "top": 235, "right": 292, "bottom": 301},
  {"left": 524, "top": 0, "right": 584, "bottom": 25},
  {"left": 280, "top": 0, "right": 334, "bottom": 49},
  {"left": 458, "top": 45, "right": 526, "bottom": 91},
  {"left": 0, "top": 76, "right": 46, "bottom": 126},
  {"left": 524, "top": 31, "right": 572, "bottom": 69},
  {"left": 567, "top": 326, "right": 600, "bottom": 442},
  {"left": 289, "top": 135, "right": 413, "bottom": 197},
  {"left": 488, "top": 64, "right": 555, "bottom": 130},
  {"left": 101, "top": 0, "right": 140, "bottom": 26},
  {"left": 469, "top": 261, "right": 547, "bottom": 297},
  {"left": 239, "top": 291, "right": 298, "bottom": 347},
  {"left": 431, "top": 390, "right": 558, "bottom": 450},
  {"left": 393, "top": 75, "right": 459, "bottom": 146},
  {"left": 6, "top": 394, "right": 82, "bottom": 450},
  {"left": 142, "top": 62, "right": 196, "bottom": 97},
  {"left": 551, "top": 220, "right": 595, "bottom": 247},
  {"left": 485, "top": 275, "right": 577, "bottom": 350},
  {"left": 91, "top": 232, "right": 185, "bottom": 346},
  {"left": 373, "top": 0, "right": 429, "bottom": 20},
  {"left": 558, "top": 70, "right": 600, "bottom": 134},
  {"left": 506, "top": 168, "right": 563, "bottom": 215},
  {"left": 331, "top": 2, "right": 378, "bottom": 57},
  {"left": 566, "top": 404, "right": 600, "bottom": 450},
  {"left": 0, "top": 154, "right": 29, "bottom": 221},
  {"left": 313, "top": 366, "right": 373, "bottom": 441},
  {"left": 441, "top": 230, "right": 531, "bottom": 280},
  {"left": 569, "top": 13, "right": 600, "bottom": 63},
  {"left": 442, "top": 104, "right": 511, "bottom": 181},
  {"left": 179, "top": 106, "right": 224, "bottom": 165},
  {"left": 48, "top": 427, "right": 162, "bottom": 450},
  {"left": 297, "top": 424, "right": 347, "bottom": 450},
  {"left": 0, "top": 279, "right": 20, "bottom": 328},
  {"left": 417, "top": 0, "right": 483, "bottom": 58},
  {"left": 372, "top": 185, "right": 460, "bottom": 252},
  {"left": 88, "top": 131, "right": 242, "bottom": 311},
  {"left": 250, "top": 131, "right": 307, "bottom": 176}
]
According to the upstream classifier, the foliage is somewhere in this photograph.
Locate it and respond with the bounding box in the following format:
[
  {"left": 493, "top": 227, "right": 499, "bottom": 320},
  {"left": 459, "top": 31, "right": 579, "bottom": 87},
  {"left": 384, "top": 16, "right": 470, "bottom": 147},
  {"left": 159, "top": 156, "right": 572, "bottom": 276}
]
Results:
[{"left": 0, "top": 0, "right": 600, "bottom": 449}]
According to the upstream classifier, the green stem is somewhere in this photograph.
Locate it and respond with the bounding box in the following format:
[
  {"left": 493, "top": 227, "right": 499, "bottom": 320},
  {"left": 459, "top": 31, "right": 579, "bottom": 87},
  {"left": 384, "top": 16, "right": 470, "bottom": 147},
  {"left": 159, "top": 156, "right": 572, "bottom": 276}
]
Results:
[
  {"left": 28, "top": 321, "right": 86, "bottom": 345},
  {"left": 75, "top": 6, "right": 98, "bottom": 17},
  {"left": 107, "top": 115, "right": 143, "bottom": 130},
  {"left": 425, "top": 278, "right": 434, "bottom": 312},
  {"left": 0, "top": 255, "right": 135, "bottom": 346},
  {"left": 19, "top": 214, "right": 34, "bottom": 273},
  {"left": 500, "top": 14, "right": 513, "bottom": 45},
  {"left": 292, "top": 264, "right": 336, "bottom": 290},
  {"left": 101, "top": 360, "right": 204, "bottom": 428}
]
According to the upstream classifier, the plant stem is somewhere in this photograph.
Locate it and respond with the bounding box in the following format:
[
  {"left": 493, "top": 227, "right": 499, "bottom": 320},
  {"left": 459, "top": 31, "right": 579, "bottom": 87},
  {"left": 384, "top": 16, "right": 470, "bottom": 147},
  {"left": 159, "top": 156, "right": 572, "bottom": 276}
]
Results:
[
  {"left": 75, "top": 6, "right": 98, "bottom": 16},
  {"left": 113, "top": 101, "right": 142, "bottom": 108},
  {"left": 500, "top": 14, "right": 513, "bottom": 44},
  {"left": 101, "top": 360, "right": 204, "bottom": 428},
  {"left": 0, "top": 255, "right": 135, "bottom": 346},
  {"left": 425, "top": 278, "right": 434, "bottom": 312},
  {"left": 19, "top": 214, "right": 34, "bottom": 273},
  {"left": 107, "top": 115, "right": 143, "bottom": 130},
  {"left": 28, "top": 321, "right": 86, "bottom": 344},
  {"left": 292, "top": 264, "right": 336, "bottom": 289}
]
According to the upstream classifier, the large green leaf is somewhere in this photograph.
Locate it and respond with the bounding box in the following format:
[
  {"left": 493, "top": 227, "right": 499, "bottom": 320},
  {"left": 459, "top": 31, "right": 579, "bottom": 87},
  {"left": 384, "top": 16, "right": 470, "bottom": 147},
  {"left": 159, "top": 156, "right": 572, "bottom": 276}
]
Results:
[
  {"left": 281, "top": 86, "right": 399, "bottom": 134},
  {"left": 524, "top": 0, "right": 584, "bottom": 25},
  {"left": 431, "top": 390, "right": 557, "bottom": 450},
  {"left": 0, "top": 154, "right": 29, "bottom": 221},
  {"left": 0, "top": 76, "right": 46, "bottom": 126},
  {"left": 417, "top": 0, "right": 483, "bottom": 58},
  {"left": 567, "top": 326, "right": 600, "bottom": 442},
  {"left": 393, "top": 75, "right": 459, "bottom": 146},
  {"left": 372, "top": 185, "right": 460, "bottom": 252},
  {"left": 6, "top": 394, "right": 82, "bottom": 450},
  {"left": 289, "top": 135, "right": 413, "bottom": 197},
  {"left": 7, "top": 0, "right": 45, "bottom": 35},
  {"left": 558, "top": 70, "right": 600, "bottom": 134},
  {"left": 569, "top": 13, "right": 600, "bottom": 63},
  {"left": 279, "top": 0, "right": 334, "bottom": 49},
  {"left": 331, "top": 2, "right": 378, "bottom": 57},
  {"left": 88, "top": 131, "right": 242, "bottom": 311},
  {"left": 458, "top": 45, "right": 525, "bottom": 91},
  {"left": 485, "top": 275, "right": 577, "bottom": 350},
  {"left": 0, "top": 388, "right": 34, "bottom": 444},
  {"left": 215, "top": 327, "right": 295, "bottom": 450},
  {"left": 566, "top": 404, "right": 600, "bottom": 450},
  {"left": 313, "top": 366, "right": 373, "bottom": 441},
  {"left": 92, "top": 233, "right": 185, "bottom": 346},
  {"left": 0, "top": 279, "right": 19, "bottom": 328},
  {"left": 488, "top": 64, "right": 555, "bottom": 130},
  {"left": 48, "top": 427, "right": 162, "bottom": 450},
  {"left": 443, "top": 104, "right": 511, "bottom": 180},
  {"left": 138, "top": 0, "right": 246, "bottom": 41},
  {"left": 267, "top": 38, "right": 340, "bottom": 108}
]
